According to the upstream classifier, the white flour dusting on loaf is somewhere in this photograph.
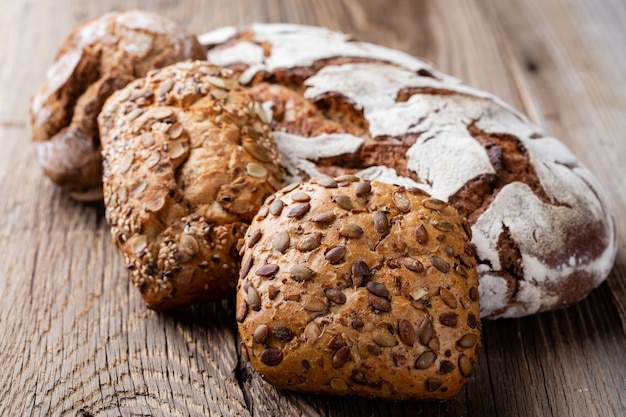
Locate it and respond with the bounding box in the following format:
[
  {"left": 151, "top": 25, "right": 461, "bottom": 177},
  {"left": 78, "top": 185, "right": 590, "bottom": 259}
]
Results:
[{"left": 204, "top": 23, "right": 617, "bottom": 319}]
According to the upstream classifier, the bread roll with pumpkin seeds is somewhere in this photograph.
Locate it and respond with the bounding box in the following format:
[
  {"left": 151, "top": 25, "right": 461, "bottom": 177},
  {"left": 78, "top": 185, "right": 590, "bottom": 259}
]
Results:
[
  {"left": 236, "top": 177, "right": 480, "bottom": 400},
  {"left": 30, "top": 10, "right": 206, "bottom": 201},
  {"left": 99, "top": 61, "right": 284, "bottom": 310}
]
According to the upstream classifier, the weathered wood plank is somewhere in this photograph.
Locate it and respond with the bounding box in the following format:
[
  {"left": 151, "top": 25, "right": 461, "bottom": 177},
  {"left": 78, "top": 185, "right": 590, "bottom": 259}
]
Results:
[
  {"left": 483, "top": 285, "right": 626, "bottom": 417},
  {"left": 1, "top": 0, "right": 625, "bottom": 416}
]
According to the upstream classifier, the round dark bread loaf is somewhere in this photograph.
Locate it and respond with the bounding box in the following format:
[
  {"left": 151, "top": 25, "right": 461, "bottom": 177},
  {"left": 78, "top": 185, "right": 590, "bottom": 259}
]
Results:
[
  {"left": 30, "top": 10, "right": 206, "bottom": 201},
  {"left": 203, "top": 24, "right": 617, "bottom": 319},
  {"left": 99, "top": 61, "right": 284, "bottom": 310},
  {"left": 237, "top": 178, "right": 480, "bottom": 400}
]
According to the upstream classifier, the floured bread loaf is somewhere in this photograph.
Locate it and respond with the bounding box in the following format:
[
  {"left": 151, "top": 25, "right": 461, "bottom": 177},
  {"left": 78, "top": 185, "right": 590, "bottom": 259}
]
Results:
[
  {"left": 203, "top": 24, "right": 617, "bottom": 318},
  {"left": 30, "top": 10, "right": 206, "bottom": 201},
  {"left": 99, "top": 61, "right": 284, "bottom": 310},
  {"left": 237, "top": 178, "right": 480, "bottom": 400}
]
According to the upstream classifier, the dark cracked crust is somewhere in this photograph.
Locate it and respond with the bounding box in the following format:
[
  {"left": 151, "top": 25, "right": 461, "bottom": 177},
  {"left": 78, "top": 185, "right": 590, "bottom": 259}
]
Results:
[
  {"left": 237, "top": 178, "right": 481, "bottom": 400},
  {"left": 204, "top": 23, "right": 617, "bottom": 318},
  {"left": 30, "top": 10, "right": 206, "bottom": 201},
  {"left": 99, "top": 61, "right": 285, "bottom": 310}
]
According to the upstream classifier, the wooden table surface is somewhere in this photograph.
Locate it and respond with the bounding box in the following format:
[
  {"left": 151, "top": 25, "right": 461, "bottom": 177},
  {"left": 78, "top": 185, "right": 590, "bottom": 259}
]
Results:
[{"left": 1, "top": 0, "right": 625, "bottom": 416}]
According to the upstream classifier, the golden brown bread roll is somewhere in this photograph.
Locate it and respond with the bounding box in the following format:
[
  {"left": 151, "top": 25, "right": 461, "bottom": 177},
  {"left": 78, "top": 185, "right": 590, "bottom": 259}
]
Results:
[
  {"left": 237, "top": 177, "right": 480, "bottom": 400},
  {"left": 30, "top": 10, "right": 206, "bottom": 201},
  {"left": 99, "top": 61, "right": 284, "bottom": 310}
]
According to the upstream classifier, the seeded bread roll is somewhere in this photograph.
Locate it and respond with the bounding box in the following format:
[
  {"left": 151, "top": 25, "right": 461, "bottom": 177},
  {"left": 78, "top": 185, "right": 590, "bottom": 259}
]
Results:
[
  {"left": 237, "top": 178, "right": 480, "bottom": 400},
  {"left": 204, "top": 24, "right": 617, "bottom": 318},
  {"left": 99, "top": 61, "right": 284, "bottom": 310},
  {"left": 30, "top": 10, "right": 206, "bottom": 201}
]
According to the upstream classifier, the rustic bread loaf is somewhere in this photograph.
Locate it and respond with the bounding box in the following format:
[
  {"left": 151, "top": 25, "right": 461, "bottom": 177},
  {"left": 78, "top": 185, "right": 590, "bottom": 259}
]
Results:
[
  {"left": 203, "top": 24, "right": 617, "bottom": 319},
  {"left": 99, "top": 61, "right": 284, "bottom": 310},
  {"left": 31, "top": 10, "right": 206, "bottom": 201},
  {"left": 236, "top": 178, "right": 480, "bottom": 400}
]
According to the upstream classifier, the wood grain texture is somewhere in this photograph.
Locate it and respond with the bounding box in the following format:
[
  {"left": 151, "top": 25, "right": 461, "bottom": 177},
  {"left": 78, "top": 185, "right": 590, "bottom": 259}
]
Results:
[{"left": 0, "top": 0, "right": 624, "bottom": 416}]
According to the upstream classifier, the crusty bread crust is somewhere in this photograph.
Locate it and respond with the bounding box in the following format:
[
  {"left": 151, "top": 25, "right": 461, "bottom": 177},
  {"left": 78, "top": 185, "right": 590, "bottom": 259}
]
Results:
[
  {"left": 99, "top": 61, "right": 284, "bottom": 310},
  {"left": 237, "top": 178, "right": 480, "bottom": 400},
  {"left": 31, "top": 10, "right": 206, "bottom": 201}
]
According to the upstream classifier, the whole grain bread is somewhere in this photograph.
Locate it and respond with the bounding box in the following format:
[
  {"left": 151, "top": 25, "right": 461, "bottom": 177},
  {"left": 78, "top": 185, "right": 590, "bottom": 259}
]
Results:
[
  {"left": 203, "top": 23, "right": 617, "bottom": 318},
  {"left": 237, "top": 178, "right": 480, "bottom": 400},
  {"left": 31, "top": 10, "right": 206, "bottom": 201},
  {"left": 99, "top": 61, "right": 284, "bottom": 310}
]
